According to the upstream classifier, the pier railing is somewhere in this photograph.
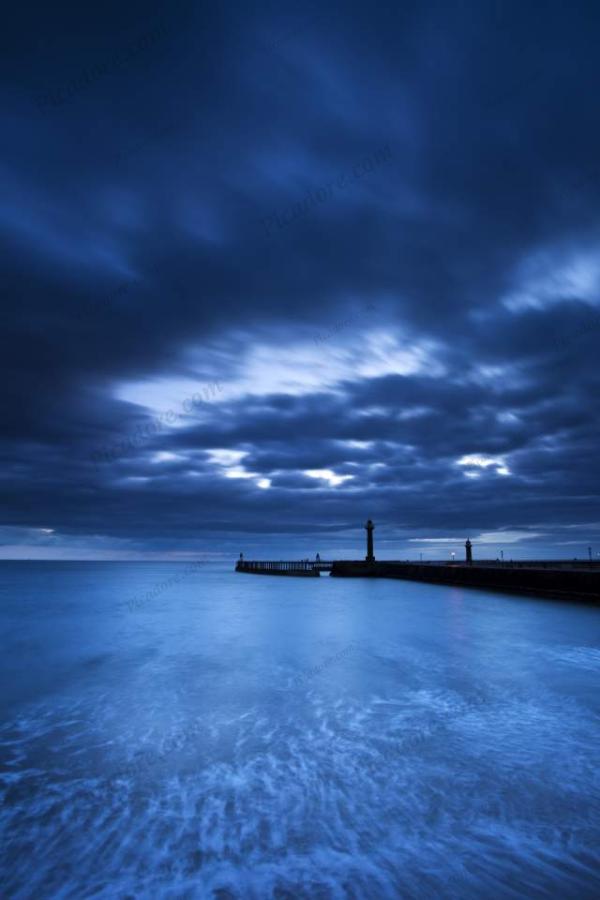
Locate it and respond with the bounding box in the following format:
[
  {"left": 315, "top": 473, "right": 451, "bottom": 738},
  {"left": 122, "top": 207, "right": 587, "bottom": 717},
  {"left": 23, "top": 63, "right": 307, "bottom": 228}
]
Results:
[
  {"left": 236, "top": 560, "right": 332, "bottom": 574},
  {"left": 417, "top": 559, "right": 600, "bottom": 570}
]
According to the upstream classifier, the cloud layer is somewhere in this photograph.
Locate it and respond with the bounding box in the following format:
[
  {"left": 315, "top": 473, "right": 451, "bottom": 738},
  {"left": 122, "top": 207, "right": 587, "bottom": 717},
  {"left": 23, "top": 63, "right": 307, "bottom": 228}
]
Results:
[{"left": 2, "top": 1, "right": 600, "bottom": 559}]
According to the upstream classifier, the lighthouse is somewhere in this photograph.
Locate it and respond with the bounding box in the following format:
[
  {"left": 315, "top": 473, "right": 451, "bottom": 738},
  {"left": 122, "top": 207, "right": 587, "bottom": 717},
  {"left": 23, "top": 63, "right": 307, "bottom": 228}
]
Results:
[
  {"left": 465, "top": 538, "right": 472, "bottom": 565},
  {"left": 365, "top": 519, "right": 375, "bottom": 564}
]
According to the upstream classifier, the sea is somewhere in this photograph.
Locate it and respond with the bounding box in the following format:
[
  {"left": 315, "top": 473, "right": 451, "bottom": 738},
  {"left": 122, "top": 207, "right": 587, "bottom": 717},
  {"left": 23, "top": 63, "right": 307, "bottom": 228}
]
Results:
[{"left": 1, "top": 561, "right": 599, "bottom": 898}]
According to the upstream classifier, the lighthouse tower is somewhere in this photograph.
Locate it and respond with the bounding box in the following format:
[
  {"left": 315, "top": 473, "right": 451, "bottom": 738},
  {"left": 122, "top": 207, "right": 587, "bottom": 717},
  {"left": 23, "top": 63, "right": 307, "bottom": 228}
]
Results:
[
  {"left": 365, "top": 519, "right": 375, "bottom": 564},
  {"left": 465, "top": 538, "right": 472, "bottom": 565}
]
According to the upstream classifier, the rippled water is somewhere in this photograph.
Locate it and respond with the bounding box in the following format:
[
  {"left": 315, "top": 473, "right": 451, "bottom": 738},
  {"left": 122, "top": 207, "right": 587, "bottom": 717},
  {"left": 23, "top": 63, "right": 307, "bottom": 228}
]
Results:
[{"left": 1, "top": 561, "right": 599, "bottom": 898}]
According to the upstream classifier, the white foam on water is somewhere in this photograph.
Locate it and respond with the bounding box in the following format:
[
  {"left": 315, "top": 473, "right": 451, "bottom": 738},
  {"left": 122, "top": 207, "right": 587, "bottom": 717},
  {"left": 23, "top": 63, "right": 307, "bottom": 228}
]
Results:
[{"left": 1, "top": 682, "right": 599, "bottom": 898}]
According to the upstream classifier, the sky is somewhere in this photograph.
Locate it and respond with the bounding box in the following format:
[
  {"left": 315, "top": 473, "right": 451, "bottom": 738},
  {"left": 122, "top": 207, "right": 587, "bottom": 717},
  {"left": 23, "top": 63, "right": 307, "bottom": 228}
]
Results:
[{"left": 2, "top": 0, "right": 600, "bottom": 561}]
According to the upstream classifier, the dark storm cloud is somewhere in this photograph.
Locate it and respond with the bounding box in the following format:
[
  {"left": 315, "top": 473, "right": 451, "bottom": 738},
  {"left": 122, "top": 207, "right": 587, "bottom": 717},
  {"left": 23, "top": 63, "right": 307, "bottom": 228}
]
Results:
[
  {"left": 260, "top": 145, "right": 393, "bottom": 237},
  {"left": 1, "top": 0, "right": 600, "bottom": 557},
  {"left": 34, "top": 20, "right": 170, "bottom": 113}
]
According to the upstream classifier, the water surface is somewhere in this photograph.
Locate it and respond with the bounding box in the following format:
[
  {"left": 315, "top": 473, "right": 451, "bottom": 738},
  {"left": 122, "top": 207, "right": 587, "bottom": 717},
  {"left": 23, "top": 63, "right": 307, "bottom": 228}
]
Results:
[{"left": 1, "top": 562, "right": 599, "bottom": 897}]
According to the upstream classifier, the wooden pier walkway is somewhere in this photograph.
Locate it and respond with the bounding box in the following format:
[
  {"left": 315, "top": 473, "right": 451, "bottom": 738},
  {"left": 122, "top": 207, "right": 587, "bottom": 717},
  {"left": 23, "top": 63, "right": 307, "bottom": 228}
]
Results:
[{"left": 236, "top": 560, "right": 333, "bottom": 576}]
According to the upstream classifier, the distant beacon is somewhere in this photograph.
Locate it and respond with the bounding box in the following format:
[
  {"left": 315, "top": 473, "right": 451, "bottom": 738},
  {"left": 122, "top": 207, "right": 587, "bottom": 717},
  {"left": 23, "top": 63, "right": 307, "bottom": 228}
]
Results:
[
  {"left": 365, "top": 519, "right": 375, "bottom": 564},
  {"left": 465, "top": 538, "right": 472, "bottom": 565}
]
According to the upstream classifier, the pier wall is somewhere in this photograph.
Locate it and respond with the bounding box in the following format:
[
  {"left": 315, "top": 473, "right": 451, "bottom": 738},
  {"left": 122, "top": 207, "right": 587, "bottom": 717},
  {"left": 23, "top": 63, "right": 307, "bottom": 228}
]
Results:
[{"left": 330, "top": 561, "right": 600, "bottom": 602}]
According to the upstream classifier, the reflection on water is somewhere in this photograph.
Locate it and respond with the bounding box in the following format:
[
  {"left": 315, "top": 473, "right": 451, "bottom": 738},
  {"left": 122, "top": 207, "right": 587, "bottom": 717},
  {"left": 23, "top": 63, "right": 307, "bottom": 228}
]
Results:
[{"left": 1, "top": 562, "right": 599, "bottom": 897}]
